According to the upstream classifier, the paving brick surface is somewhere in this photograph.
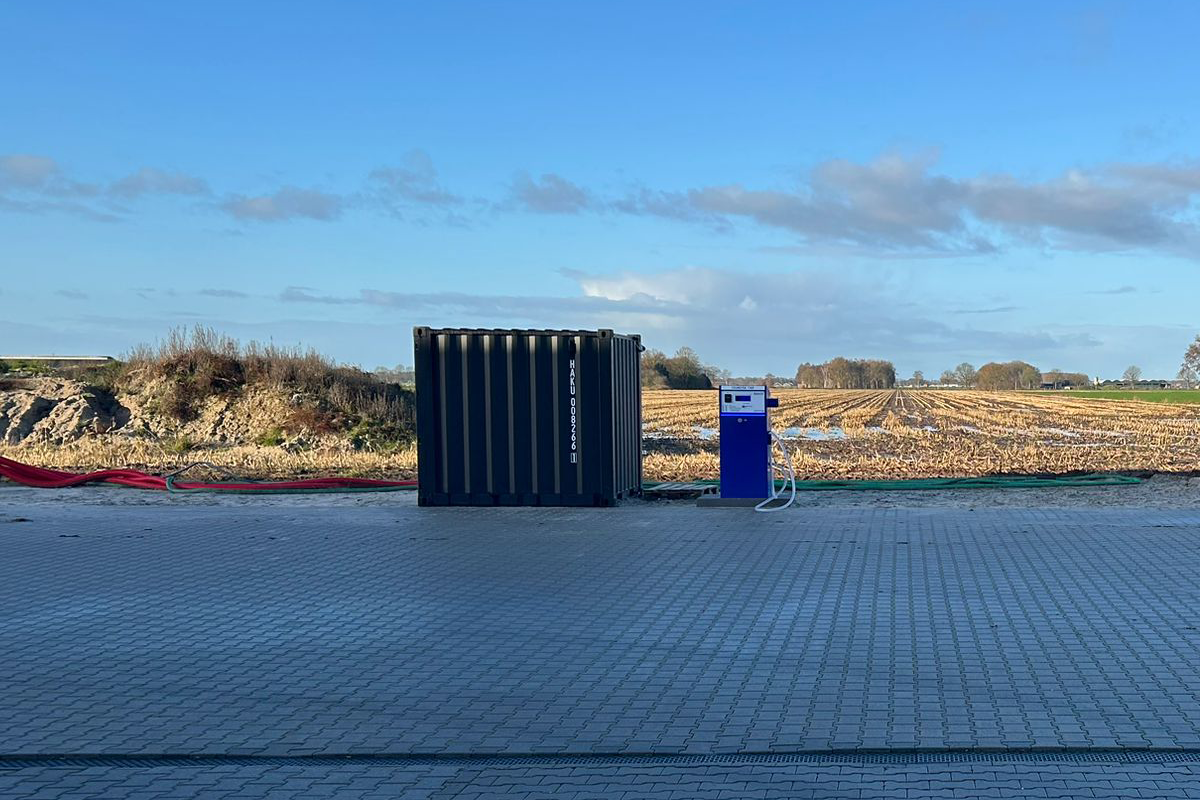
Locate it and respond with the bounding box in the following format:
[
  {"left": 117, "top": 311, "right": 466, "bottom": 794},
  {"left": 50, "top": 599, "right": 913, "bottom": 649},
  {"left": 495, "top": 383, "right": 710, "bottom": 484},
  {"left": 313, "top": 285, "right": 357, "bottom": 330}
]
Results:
[
  {"left": 5, "top": 759, "right": 1200, "bottom": 799},
  {"left": 3, "top": 499, "right": 1200, "bottom": 755},
  {"left": 3, "top": 491, "right": 1200, "bottom": 797}
]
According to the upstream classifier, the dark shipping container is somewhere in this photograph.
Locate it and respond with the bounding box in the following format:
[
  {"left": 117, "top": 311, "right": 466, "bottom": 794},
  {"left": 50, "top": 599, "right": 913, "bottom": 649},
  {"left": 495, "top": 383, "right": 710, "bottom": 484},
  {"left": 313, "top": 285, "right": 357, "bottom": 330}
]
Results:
[{"left": 414, "top": 327, "right": 643, "bottom": 506}]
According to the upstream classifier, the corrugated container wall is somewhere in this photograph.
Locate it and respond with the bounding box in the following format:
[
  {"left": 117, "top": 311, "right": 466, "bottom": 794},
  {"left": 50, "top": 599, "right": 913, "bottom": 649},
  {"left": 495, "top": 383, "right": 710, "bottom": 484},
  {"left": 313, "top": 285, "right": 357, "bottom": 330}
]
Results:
[{"left": 414, "top": 328, "right": 643, "bottom": 506}]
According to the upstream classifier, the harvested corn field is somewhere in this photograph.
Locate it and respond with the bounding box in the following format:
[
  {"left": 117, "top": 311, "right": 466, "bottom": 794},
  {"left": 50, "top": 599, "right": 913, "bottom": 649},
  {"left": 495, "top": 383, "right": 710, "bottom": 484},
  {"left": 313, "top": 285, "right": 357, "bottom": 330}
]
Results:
[{"left": 643, "top": 389, "right": 1200, "bottom": 481}]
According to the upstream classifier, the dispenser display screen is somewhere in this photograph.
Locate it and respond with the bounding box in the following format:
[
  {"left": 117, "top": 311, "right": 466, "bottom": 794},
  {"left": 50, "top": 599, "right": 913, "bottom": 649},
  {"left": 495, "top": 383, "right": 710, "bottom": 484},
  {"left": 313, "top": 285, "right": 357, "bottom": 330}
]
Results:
[{"left": 719, "top": 385, "right": 767, "bottom": 415}]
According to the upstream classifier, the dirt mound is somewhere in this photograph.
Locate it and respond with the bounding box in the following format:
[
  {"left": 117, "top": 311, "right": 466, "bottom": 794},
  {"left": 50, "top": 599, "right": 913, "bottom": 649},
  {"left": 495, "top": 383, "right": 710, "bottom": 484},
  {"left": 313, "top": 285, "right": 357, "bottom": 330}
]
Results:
[
  {"left": 0, "top": 377, "right": 368, "bottom": 453},
  {"left": 116, "top": 377, "right": 298, "bottom": 442},
  {"left": 0, "top": 378, "right": 129, "bottom": 445}
]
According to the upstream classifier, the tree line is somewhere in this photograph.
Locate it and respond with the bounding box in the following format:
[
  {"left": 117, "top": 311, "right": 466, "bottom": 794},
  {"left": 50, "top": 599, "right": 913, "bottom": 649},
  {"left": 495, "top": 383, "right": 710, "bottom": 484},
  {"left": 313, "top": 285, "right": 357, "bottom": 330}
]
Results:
[
  {"left": 639, "top": 332, "right": 1200, "bottom": 391},
  {"left": 794, "top": 358, "right": 897, "bottom": 389},
  {"left": 935, "top": 362, "right": 1086, "bottom": 389},
  {"left": 973, "top": 361, "right": 1043, "bottom": 390},
  {"left": 641, "top": 347, "right": 719, "bottom": 389}
]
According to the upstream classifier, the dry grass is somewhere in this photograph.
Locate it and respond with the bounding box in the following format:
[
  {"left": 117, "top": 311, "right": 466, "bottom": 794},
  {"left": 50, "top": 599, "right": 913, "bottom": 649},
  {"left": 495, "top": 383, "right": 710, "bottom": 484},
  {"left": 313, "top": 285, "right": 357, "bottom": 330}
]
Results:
[
  {"left": 123, "top": 326, "right": 414, "bottom": 437},
  {"left": 0, "top": 438, "right": 419, "bottom": 481}
]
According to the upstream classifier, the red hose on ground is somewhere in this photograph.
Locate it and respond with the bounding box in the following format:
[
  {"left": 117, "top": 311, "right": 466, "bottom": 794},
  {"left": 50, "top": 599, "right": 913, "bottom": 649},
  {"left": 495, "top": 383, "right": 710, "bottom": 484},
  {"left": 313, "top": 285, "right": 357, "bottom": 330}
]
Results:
[{"left": 0, "top": 456, "right": 416, "bottom": 492}]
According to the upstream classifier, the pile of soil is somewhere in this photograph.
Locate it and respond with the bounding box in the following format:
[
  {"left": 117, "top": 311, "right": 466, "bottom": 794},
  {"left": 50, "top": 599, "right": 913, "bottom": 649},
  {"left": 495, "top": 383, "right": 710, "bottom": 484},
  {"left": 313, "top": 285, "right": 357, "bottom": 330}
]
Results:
[
  {"left": 0, "top": 378, "right": 129, "bottom": 445},
  {"left": 0, "top": 377, "right": 310, "bottom": 449}
]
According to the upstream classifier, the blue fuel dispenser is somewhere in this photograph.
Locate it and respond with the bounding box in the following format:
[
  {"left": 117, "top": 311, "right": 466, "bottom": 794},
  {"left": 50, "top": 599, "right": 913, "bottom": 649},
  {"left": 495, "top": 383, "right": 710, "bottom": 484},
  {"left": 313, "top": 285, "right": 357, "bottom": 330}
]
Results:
[
  {"left": 718, "top": 385, "right": 774, "bottom": 499},
  {"left": 698, "top": 385, "right": 797, "bottom": 510}
]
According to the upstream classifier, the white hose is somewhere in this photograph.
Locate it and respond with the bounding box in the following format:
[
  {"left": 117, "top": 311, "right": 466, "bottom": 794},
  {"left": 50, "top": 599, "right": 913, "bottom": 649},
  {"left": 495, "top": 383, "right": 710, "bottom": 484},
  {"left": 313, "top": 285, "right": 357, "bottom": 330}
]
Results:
[{"left": 755, "top": 431, "right": 797, "bottom": 512}]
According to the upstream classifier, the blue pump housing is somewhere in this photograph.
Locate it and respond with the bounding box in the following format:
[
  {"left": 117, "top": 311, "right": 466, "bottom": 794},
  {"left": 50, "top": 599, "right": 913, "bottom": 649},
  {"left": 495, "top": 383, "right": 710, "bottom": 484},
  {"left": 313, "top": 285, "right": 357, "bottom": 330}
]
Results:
[{"left": 717, "top": 385, "right": 778, "bottom": 499}]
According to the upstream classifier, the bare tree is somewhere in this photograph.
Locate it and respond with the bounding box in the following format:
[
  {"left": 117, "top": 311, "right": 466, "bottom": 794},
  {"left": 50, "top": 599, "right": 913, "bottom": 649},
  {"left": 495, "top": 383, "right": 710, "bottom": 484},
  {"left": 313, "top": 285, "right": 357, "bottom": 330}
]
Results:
[
  {"left": 1177, "top": 366, "right": 1197, "bottom": 389},
  {"left": 952, "top": 362, "right": 977, "bottom": 388},
  {"left": 372, "top": 363, "right": 415, "bottom": 384},
  {"left": 824, "top": 357, "right": 854, "bottom": 389},
  {"left": 705, "top": 365, "right": 732, "bottom": 384},
  {"left": 864, "top": 360, "right": 896, "bottom": 388},
  {"left": 1185, "top": 335, "right": 1200, "bottom": 378},
  {"left": 1122, "top": 365, "right": 1142, "bottom": 388},
  {"left": 939, "top": 370, "right": 956, "bottom": 385},
  {"left": 794, "top": 357, "right": 897, "bottom": 389},
  {"left": 912, "top": 370, "right": 924, "bottom": 387},
  {"left": 794, "top": 363, "right": 824, "bottom": 388},
  {"left": 641, "top": 348, "right": 715, "bottom": 389},
  {"left": 975, "top": 361, "right": 1041, "bottom": 390}
]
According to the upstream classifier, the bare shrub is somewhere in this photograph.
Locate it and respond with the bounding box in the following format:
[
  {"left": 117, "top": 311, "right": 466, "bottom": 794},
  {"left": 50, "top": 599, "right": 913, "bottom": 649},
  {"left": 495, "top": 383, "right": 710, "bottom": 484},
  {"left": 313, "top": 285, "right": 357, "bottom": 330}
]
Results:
[
  {"left": 284, "top": 406, "right": 341, "bottom": 435},
  {"left": 123, "top": 326, "right": 415, "bottom": 436}
]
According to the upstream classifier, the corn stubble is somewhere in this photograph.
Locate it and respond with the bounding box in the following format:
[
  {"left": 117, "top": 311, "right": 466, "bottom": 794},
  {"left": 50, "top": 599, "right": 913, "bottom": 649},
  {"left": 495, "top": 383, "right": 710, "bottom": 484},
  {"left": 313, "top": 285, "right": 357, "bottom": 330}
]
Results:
[{"left": 643, "top": 389, "right": 1200, "bottom": 481}]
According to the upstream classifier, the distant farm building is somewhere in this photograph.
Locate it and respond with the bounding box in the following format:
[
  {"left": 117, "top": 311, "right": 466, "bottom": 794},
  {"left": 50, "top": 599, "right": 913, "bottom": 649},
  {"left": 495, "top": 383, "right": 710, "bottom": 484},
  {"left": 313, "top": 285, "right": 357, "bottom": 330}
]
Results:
[
  {"left": 1097, "top": 379, "right": 1170, "bottom": 389},
  {"left": 1039, "top": 372, "right": 1090, "bottom": 390}
]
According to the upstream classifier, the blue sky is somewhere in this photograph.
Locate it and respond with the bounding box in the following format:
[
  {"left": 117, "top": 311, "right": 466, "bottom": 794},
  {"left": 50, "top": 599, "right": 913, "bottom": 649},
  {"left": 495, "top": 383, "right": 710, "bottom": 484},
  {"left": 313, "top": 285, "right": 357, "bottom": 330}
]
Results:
[{"left": 2, "top": 1, "right": 1198, "bottom": 379}]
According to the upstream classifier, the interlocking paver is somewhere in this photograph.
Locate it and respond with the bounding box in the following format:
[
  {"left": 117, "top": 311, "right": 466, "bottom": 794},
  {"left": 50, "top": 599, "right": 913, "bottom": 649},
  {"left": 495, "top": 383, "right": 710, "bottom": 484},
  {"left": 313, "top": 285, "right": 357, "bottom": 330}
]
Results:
[{"left": 4, "top": 488, "right": 1200, "bottom": 797}]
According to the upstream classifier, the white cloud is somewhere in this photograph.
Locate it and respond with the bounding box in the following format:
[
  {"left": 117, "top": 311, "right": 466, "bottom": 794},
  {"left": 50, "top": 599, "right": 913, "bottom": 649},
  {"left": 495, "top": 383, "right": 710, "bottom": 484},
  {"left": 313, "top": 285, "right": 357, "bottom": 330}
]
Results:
[
  {"left": 198, "top": 288, "right": 250, "bottom": 299},
  {"left": 110, "top": 167, "right": 209, "bottom": 198},
  {"left": 509, "top": 172, "right": 592, "bottom": 213},
  {"left": 688, "top": 152, "right": 973, "bottom": 250},
  {"left": 5, "top": 148, "right": 1200, "bottom": 259},
  {"left": 558, "top": 267, "right": 1113, "bottom": 374},
  {"left": 367, "top": 150, "right": 462, "bottom": 208},
  {"left": 275, "top": 265, "right": 1108, "bottom": 373},
  {"left": 0, "top": 154, "right": 59, "bottom": 188},
  {"left": 1084, "top": 285, "right": 1138, "bottom": 295},
  {"left": 0, "top": 153, "right": 208, "bottom": 220},
  {"left": 19, "top": 262, "right": 1188, "bottom": 376},
  {"left": 220, "top": 187, "right": 343, "bottom": 222},
  {"left": 612, "top": 153, "right": 1200, "bottom": 258}
]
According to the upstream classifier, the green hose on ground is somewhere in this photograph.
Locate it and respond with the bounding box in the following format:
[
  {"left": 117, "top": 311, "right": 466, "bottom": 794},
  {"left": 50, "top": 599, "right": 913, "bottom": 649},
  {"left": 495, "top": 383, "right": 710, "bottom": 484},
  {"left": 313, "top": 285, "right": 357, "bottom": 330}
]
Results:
[
  {"left": 163, "top": 474, "right": 416, "bottom": 494},
  {"left": 643, "top": 474, "right": 1142, "bottom": 492},
  {"left": 162, "top": 472, "right": 1142, "bottom": 494}
]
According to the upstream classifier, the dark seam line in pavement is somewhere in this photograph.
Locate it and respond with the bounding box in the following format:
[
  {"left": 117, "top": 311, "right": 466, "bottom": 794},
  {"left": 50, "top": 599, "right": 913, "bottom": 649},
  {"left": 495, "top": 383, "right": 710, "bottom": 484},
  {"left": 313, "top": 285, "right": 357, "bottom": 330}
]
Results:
[{"left": 8, "top": 749, "right": 1200, "bottom": 769}]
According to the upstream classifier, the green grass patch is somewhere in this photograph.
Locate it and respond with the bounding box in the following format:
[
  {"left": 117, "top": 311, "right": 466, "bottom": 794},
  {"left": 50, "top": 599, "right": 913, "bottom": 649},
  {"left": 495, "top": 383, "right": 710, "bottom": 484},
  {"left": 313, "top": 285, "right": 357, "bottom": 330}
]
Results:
[
  {"left": 163, "top": 435, "right": 195, "bottom": 454},
  {"left": 0, "top": 359, "right": 54, "bottom": 376},
  {"left": 255, "top": 427, "right": 285, "bottom": 447},
  {"left": 1031, "top": 389, "right": 1200, "bottom": 404}
]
